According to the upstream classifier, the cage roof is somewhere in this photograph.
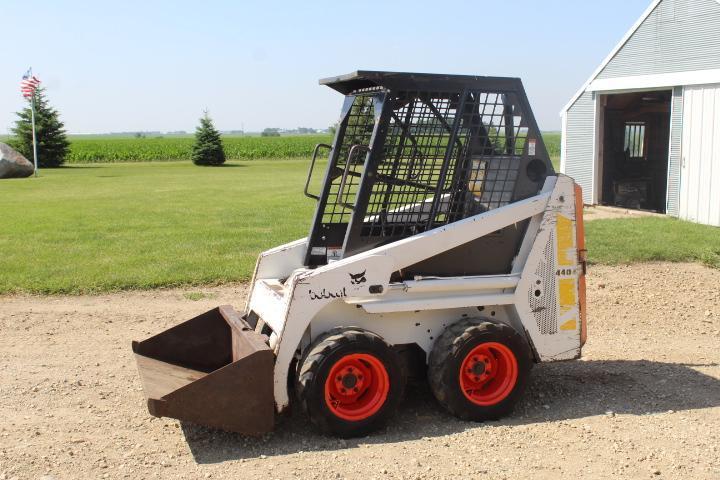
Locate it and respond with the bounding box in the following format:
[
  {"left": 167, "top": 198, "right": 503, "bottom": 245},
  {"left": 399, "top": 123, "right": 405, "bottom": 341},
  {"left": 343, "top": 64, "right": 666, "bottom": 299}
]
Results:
[{"left": 319, "top": 71, "right": 523, "bottom": 95}]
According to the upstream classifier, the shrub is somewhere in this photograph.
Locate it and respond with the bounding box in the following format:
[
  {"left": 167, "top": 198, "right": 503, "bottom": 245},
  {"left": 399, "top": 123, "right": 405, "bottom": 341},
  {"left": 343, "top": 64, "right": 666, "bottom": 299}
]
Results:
[{"left": 191, "top": 113, "right": 226, "bottom": 166}]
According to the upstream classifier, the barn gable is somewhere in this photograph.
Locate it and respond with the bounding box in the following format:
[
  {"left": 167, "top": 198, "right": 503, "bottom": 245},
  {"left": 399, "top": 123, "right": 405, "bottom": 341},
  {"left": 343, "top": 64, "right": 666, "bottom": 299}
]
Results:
[
  {"left": 563, "top": 0, "right": 720, "bottom": 114},
  {"left": 597, "top": 0, "right": 720, "bottom": 79}
]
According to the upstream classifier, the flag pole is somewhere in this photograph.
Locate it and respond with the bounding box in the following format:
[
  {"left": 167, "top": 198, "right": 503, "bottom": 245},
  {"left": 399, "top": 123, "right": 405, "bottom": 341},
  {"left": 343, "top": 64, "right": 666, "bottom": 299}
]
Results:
[
  {"left": 31, "top": 93, "right": 38, "bottom": 177},
  {"left": 29, "top": 67, "right": 38, "bottom": 177}
]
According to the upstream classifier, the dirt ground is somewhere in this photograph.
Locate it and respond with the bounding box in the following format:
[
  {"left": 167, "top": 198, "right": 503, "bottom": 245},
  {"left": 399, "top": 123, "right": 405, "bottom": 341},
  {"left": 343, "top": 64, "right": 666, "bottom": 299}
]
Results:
[
  {"left": 1, "top": 263, "right": 719, "bottom": 480},
  {"left": 583, "top": 205, "right": 665, "bottom": 221}
]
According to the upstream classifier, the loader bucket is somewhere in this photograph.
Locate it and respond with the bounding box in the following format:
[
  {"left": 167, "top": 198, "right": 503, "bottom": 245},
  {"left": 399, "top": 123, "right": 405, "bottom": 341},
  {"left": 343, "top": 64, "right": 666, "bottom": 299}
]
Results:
[{"left": 131, "top": 305, "right": 275, "bottom": 435}]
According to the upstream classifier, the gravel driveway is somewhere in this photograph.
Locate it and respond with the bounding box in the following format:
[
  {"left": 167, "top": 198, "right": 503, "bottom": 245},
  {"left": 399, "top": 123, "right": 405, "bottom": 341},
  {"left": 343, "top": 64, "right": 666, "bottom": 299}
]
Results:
[{"left": 1, "top": 262, "right": 719, "bottom": 479}]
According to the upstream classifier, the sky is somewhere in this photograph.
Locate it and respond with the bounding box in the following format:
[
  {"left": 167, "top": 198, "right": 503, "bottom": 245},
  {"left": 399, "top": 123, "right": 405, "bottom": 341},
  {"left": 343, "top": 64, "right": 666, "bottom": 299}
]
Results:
[{"left": 1, "top": 0, "right": 652, "bottom": 134}]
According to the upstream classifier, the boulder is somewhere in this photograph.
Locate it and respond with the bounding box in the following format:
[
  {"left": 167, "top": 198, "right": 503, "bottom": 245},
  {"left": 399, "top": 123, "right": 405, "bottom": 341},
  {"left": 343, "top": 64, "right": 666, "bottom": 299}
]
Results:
[{"left": 0, "top": 143, "right": 34, "bottom": 179}]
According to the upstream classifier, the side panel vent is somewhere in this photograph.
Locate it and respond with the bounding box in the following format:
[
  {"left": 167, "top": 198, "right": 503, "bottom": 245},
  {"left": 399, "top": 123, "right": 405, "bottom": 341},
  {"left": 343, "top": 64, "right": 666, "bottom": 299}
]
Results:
[{"left": 528, "top": 232, "right": 558, "bottom": 335}]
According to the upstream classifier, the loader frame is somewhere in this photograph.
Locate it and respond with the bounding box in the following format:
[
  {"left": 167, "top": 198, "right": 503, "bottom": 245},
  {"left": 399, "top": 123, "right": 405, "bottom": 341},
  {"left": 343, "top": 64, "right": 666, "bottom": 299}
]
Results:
[{"left": 248, "top": 174, "right": 585, "bottom": 412}]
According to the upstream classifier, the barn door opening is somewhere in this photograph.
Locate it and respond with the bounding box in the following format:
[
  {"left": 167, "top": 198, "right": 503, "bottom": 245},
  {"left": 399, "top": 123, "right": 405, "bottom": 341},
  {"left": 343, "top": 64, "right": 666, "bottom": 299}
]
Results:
[{"left": 598, "top": 90, "right": 671, "bottom": 213}]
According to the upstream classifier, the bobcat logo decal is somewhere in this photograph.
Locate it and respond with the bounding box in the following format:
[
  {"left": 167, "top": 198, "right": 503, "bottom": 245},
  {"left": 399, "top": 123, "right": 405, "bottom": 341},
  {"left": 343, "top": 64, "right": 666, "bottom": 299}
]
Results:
[{"left": 349, "top": 270, "right": 367, "bottom": 285}]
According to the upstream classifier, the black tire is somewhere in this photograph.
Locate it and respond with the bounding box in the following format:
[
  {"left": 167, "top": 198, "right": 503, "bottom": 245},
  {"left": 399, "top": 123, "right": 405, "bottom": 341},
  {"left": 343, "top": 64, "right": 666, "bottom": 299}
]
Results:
[
  {"left": 295, "top": 328, "right": 406, "bottom": 438},
  {"left": 428, "top": 318, "right": 532, "bottom": 421}
]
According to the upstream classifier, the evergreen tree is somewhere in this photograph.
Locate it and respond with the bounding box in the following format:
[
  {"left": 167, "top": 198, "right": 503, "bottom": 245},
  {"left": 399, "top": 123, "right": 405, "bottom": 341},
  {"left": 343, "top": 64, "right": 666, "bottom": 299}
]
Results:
[
  {"left": 191, "top": 112, "right": 226, "bottom": 166},
  {"left": 10, "top": 87, "right": 70, "bottom": 168}
]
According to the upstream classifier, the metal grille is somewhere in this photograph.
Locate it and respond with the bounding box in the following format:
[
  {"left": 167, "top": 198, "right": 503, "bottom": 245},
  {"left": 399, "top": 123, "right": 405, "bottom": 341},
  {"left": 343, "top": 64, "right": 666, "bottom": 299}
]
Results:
[
  {"left": 529, "top": 232, "right": 558, "bottom": 335},
  {"left": 466, "top": 156, "right": 521, "bottom": 211},
  {"left": 321, "top": 94, "right": 376, "bottom": 225},
  {"left": 362, "top": 92, "right": 459, "bottom": 237},
  {"left": 361, "top": 91, "right": 529, "bottom": 238}
]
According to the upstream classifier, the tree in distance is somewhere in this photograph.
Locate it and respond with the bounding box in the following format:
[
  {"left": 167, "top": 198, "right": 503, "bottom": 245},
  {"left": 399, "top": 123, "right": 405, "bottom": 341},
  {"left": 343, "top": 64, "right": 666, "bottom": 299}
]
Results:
[
  {"left": 191, "top": 111, "right": 226, "bottom": 166},
  {"left": 261, "top": 128, "right": 280, "bottom": 137},
  {"left": 10, "top": 87, "right": 70, "bottom": 168}
]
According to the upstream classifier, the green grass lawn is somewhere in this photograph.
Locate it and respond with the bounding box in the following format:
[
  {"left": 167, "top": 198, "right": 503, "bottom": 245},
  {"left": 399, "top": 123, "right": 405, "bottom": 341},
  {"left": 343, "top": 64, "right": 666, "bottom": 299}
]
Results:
[
  {"left": 0, "top": 161, "right": 316, "bottom": 294},
  {"left": 586, "top": 217, "right": 720, "bottom": 269},
  {"left": 1, "top": 161, "right": 717, "bottom": 294}
]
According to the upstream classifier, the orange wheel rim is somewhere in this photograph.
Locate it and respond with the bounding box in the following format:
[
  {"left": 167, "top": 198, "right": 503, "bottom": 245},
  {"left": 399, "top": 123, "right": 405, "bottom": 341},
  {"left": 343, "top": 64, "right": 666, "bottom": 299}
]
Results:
[
  {"left": 459, "top": 342, "right": 518, "bottom": 406},
  {"left": 324, "top": 353, "right": 390, "bottom": 421}
]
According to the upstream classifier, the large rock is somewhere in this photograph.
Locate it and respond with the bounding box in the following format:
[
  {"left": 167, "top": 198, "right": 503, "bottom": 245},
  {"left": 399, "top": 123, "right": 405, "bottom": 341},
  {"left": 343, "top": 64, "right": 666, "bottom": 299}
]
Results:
[{"left": 0, "top": 143, "right": 34, "bottom": 179}]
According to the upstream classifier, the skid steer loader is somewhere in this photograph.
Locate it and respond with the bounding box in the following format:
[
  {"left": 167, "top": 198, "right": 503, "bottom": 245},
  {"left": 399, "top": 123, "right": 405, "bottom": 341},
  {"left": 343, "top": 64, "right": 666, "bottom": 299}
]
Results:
[{"left": 132, "top": 71, "right": 587, "bottom": 438}]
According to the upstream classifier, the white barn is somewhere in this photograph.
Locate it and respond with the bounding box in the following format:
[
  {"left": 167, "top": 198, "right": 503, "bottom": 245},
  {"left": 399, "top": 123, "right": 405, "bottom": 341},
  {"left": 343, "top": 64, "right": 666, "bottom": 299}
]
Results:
[{"left": 561, "top": 0, "right": 720, "bottom": 226}]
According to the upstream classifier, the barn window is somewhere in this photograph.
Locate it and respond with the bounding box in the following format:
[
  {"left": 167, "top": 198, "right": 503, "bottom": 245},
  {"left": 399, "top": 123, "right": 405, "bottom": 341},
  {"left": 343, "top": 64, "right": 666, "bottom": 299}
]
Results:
[{"left": 624, "top": 122, "right": 646, "bottom": 159}]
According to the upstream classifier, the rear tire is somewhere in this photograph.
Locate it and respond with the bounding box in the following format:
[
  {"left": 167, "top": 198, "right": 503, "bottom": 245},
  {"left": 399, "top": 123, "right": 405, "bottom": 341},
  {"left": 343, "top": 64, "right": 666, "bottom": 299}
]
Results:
[
  {"left": 428, "top": 318, "right": 532, "bottom": 421},
  {"left": 296, "top": 328, "right": 406, "bottom": 438}
]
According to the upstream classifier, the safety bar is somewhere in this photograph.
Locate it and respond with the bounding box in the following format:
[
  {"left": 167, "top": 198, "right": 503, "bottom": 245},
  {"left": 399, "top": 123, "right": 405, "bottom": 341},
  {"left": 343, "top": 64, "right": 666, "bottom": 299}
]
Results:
[
  {"left": 304, "top": 143, "right": 332, "bottom": 200},
  {"left": 337, "top": 144, "right": 369, "bottom": 209}
]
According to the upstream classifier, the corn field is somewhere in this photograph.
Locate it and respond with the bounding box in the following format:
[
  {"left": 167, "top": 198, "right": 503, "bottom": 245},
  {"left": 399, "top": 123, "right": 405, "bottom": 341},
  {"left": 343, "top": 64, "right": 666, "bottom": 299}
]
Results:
[
  {"left": 59, "top": 132, "right": 560, "bottom": 164},
  {"left": 66, "top": 135, "right": 333, "bottom": 163}
]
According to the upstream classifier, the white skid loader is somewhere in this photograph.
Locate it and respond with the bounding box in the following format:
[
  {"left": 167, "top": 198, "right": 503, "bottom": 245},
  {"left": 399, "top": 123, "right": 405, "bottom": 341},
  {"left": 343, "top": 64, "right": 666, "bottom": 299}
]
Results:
[{"left": 132, "top": 71, "right": 588, "bottom": 438}]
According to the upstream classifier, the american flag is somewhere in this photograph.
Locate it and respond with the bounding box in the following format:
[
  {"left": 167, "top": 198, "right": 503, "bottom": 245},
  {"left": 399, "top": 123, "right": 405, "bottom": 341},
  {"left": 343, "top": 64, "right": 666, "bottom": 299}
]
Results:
[{"left": 21, "top": 69, "right": 41, "bottom": 99}]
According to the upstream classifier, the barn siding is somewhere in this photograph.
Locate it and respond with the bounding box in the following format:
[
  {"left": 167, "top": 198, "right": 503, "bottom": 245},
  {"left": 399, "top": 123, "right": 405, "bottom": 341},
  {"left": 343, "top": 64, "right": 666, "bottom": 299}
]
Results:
[
  {"left": 666, "top": 86, "right": 684, "bottom": 216},
  {"left": 680, "top": 84, "right": 720, "bottom": 226},
  {"left": 597, "top": 0, "right": 720, "bottom": 79},
  {"left": 563, "top": 92, "right": 595, "bottom": 204}
]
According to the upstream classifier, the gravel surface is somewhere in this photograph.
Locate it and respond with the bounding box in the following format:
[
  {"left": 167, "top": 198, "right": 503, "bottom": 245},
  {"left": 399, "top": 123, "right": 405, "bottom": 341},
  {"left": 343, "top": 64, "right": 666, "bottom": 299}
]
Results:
[
  {"left": 583, "top": 206, "right": 664, "bottom": 221},
  {"left": 1, "top": 262, "right": 719, "bottom": 480}
]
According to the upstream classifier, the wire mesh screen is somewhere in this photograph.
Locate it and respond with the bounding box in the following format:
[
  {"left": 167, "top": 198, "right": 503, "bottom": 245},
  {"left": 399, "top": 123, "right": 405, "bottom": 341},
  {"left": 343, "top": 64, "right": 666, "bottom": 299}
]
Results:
[
  {"left": 360, "top": 90, "right": 529, "bottom": 239},
  {"left": 321, "top": 94, "right": 376, "bottom": 225},
  {"left": 466, "top": 156, "right": 522, "bottom": 211},
  {"left": 361, "top": 92, "right": 459, "bottom": 237}
]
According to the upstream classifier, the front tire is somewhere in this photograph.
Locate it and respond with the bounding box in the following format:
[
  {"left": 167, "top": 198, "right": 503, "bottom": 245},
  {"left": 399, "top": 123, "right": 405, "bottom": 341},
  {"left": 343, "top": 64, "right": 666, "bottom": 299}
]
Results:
[
  {"left": 428, "top": 318, "right": 532, "bottom": 421},
  {"left": 296, "top": 328, "right": 406, "bottom": 437}
]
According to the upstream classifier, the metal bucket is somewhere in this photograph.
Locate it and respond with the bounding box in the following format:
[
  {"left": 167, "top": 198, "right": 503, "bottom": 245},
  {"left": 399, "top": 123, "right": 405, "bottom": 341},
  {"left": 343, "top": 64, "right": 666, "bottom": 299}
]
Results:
[{"left": 132, "top": 305, "right": 275, "bottom": 435}]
